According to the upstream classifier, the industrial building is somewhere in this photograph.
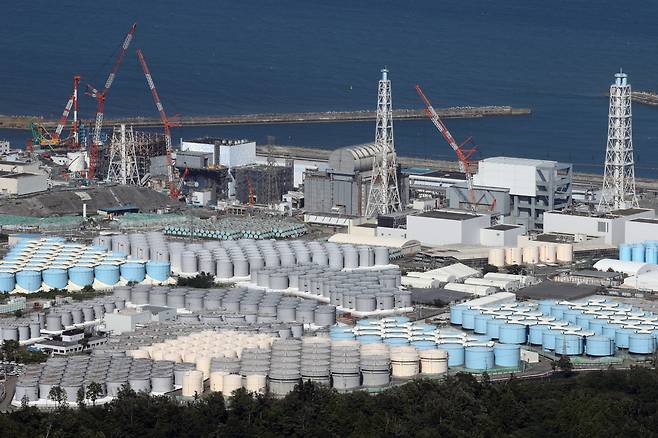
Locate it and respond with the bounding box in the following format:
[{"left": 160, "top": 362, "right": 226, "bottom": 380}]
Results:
[
  {"left": 0, "top": 171, "right": 48, "bottom": 196},
  {"left": 448, "top": 157, "right": 573, "bottom": 230},
  {"left": 479, "top": 224, "right": 526, "bottom": 247},
  {"left": 180, "top": 138, "right": 256, "bottom": 168},
  {"left": 406, "top": 210, "right": 490, "bottom": 246},
  {"left": 543, "top": 208, "right": 654, "bottom": 245},
  {"left": 233, "top": 163, "right": 293, "bottom": 205}
]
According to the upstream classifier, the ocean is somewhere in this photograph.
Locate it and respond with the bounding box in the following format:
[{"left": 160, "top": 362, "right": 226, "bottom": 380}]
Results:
[{"left": 2, "top": 1, "right": 658, "bottom": 175}]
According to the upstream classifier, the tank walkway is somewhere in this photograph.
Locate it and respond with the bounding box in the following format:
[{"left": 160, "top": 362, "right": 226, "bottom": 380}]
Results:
[{"left": 0, "top": 106, "right": 531, "bottom": 130}]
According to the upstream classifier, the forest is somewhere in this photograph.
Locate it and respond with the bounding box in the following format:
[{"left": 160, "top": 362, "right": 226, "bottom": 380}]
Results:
[{"left": 2, "top": 367, "right": 658, "bottom": 437}]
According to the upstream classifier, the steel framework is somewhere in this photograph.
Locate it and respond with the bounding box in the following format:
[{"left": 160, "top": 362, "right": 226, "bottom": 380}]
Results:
[
  {"left": 598, "top": 71, "right": 638, "bottom": 211},
  {"left": 106, "top": 124, "right": 141, "bottom": 185},
  {"left": 365, "top": 68, "right": 401, "bottom": 217}
]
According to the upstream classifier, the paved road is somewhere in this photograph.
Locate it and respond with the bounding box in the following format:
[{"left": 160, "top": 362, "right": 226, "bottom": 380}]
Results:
[{"left": 0, "top": 376, "right": 17, "bottom": 412}]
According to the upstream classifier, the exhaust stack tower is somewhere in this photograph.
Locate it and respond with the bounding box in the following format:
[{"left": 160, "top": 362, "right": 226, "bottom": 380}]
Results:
[
  {"left": 598, "top": 71, "right": 638, "bottom": 211},
  {"left": 365, "top": 68, "right": 402, "bottom": 217}
]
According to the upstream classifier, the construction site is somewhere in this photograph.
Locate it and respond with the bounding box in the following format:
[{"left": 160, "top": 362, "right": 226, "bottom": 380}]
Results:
[{"left": 6, "top": 19, "right": 658, "bottom": 413}]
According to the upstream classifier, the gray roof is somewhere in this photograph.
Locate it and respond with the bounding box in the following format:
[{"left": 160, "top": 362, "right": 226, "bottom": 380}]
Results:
[
  {"left": 516, "top": 280, "right": 600, "bottom": 300},
  {"left": 410, "top": 288, "right": 473, "bottom": 304},
  {"left": 417, "top": 210, "right": 481, "bottom": 221}
]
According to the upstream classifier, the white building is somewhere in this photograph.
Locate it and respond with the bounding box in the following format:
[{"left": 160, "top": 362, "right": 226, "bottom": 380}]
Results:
[
  {"left": 625, "top": 218, "right": 658, "bottom": 244},
  {"left": 480, "top": 224, "right": 526, "bottom": 247},
  {"left": 543, "top": 208, "right": 654, "bottom": 245},
  {"left": 406, "top": 210, "right": 491, "bottom": 246},
  {"left": 0, "top": 171, "right": 48, "bottom": 196},
  {"left": 180, "top": 138, "right": 256, "bottom": 168}
]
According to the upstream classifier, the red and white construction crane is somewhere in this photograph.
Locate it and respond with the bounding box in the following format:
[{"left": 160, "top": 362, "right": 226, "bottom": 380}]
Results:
[
  {"left": 136, "top": 48, "right": 179, "bottom": 199},
  {"left": 86, "top": 22, "right": 137, "bottom": 179},
  {"left": 415, "top": 84, "right": 479, "bottom": 211},
  {"left": 53, "top": 75, "right": 81, "bottom": 149}
]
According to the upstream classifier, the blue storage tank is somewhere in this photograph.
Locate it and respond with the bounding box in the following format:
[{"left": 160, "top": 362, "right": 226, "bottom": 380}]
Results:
[
  {"left": 450, "top": 304, "right": 467, "bottom": 325},
  {"left": 550, "top": 304, "right": 568, "bottom": 320},
  {"left": 554, "top": 333, "right": 584, "bottom": 355},
  {"left": 493, "top": 343, "right": 520, "bottom": 368},
  {"left": 411, "top": 323, "right": 436, "bottom": 333},
  {"left": 485, "top": 319, "right": 504, "bottom": 339},
  {"left": 632, "top": 244, "right": 646, "bottom": 262},
  {"left": 120, "top": 262, "right": 146, "bottom": 282},
  {"left": 330, "top": 331, "right": 356, "bottom": 340},
  {"left": 439, "top": 343, "right": 465, "bottom": 367},
  {"left": 498, "top": 323, "right": 527, "bottom": 344},
  {"left": 465, "top": 345, "right": 495, "bottom": 370},
  {"left": 646, "top": 246, "right": 658, "bottom": 265},
  {"left": 586, "top": 336, "right": 615, "bottom": 356},
  {"left": 589, "top": 319, "right": 609, "bottom": 335},
  {"left": 563, "top": 309, "right": 582, "bottom": 324},
  {"left": 42, "top": 268, "right": 68, "bottom": 289},
  {"left": 146, "top": 260, "right": 170, "bottom": 282},
  {"left": 0, "top": 272, "right": 15, "bottom": 292},
  {"left": 538, "top": 300, "right": 555, "bottom": 315},
  {"left": 619, "top": 244, "right": 633, "bottom": 261},
  {"left": 384, "top": 337, "right": 409, "bottom": 345},
  {"left": 474, "top": 314, "right": 492, "bottom": 334},
  {"left": 393, "top": 316, "right": 410, "bottom": 324},
  {"left": 411, "top": 340, "right": 437, "bottom": 350},
  {"left": 95, "top": 264, "right": 120, "bottom": 285},
  {"left": 357, "top": 319, "right": 380, "bottom": 327},
  {"left": 628, "top": 333, "right": 655, "bottom": 354},
  {"left": 576, "top": 314, "right": 596, "bottom": 330},
  {"left": 15, "top": 270, "right": 42, "bottom": 292},
  {"left": 68, "top": 267, "right": 94, "bottom": 287},
  {"left": 357, "top": 335, "right": 382, "bottom": 344},
  {"left": 529, "top": 324, "right": 550, "bottom": 345},
  {"left": 461, "top": 309, "right": 480, "bottom": 330},
  {"left": 603, "top": 323, "right": 624, "bottom": 339},
  {"left": 615, "top": 328, "right": 635, "bottom": 349},
  {"left": 542, "top": 330, "right": 557, "bottom": 351}
]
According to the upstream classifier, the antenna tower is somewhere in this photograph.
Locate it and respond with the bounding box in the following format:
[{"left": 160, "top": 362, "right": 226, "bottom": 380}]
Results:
[
  {"left": 365, "top": 68, "right": 401, "bottom": 217},
  {"left": 598, "top": 71, "right": 638, "bottom": 211}
]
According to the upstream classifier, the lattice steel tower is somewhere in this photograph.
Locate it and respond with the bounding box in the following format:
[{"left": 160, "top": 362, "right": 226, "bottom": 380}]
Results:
[
  {"left": 365, "top": 68, "right": 402, "bottom": 217},
  {"left": 106, "top": 124, "right": 141, "bottom": 185},
  {"left": 598, "top": 71, "right": 638, "bottom": 211}
]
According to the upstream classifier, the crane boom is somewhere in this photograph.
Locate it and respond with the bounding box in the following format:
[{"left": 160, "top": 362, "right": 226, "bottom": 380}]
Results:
[
  {"left": 135, "top": 48, "right": 177, "bottom": 199},
  {"left": 86, "top": 22, "right": 137, "bottom": 179},
  {"left": 415, "top": 84, "right": 478, "bottom": 211}
]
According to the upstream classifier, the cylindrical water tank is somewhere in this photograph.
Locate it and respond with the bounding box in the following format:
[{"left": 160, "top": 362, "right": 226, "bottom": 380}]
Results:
[
  {"left": 42, "top": 268, "right": 68, "bottom": 289},
  {"left": 93, "top": 265, "right": 120, "bottom": 286},
  {"left": 554, "top": 333, "right": 584, "bottom": 355},
  {"left": 419, "top": 349, "right": 448, "bottom": 374},
  {"left": 0, "top": 272, "right": 16, "bottom": 292},
  {"left": 488, "top": 248, "right": 506, "bottom": 267},
  {"left": 629, "top": 333, "right": 655, "bottom": 354},
  {"left": 464, "top": 345, "right": 495, "bottom": 370},
  {"left": 46, "top": 314, "right": 63, "bottom": 331},
  {"left": 151, "top": 375, "right": 174, "bottom": 393},
  {"left": 121, "top": 263, "right": 146, "bottom": 282},
  {"left": 181, "top": 370, "right": 204, "bottom": 397},
  {"left": 556, "top": 243, "right": 573, "bottom": 263},
  {"left": 619, "top": 244, "right": 633, "bottom": 262},
  {"left": 16, "top": 270, "right": 42, "bottom": 292},
  {"left": 493, "top": 343, "right": 520, "bottom": 368},
  {"left": 498, "top": 323, "right": 527, "bottom": 344},
  {"left": 522, "top": 246, "right": 539, "bottom": 265},
  {"left": 586, "top": 335, "right": 615, "bottom": 356},
  {"left": 146, "top": 261, "right": 170, "bottom": 282},
  {"left": 181, "top": 252, "right": 198, "bottom": 274},
  {"left": 244, "top": 374, "right": 266, "bottom": 393},
  {"left": 374, "top": 247, "right": 389, "bottom": 266},
  {"left": 438, "top": 343, "right": 465, "bottom": 367},
  {"left": 68, "top": 267, "right": 94, "bottom": 288},
  {"left": 222, "top": 374, "right": 243, "bottom": 396},
  {"left": 355, "top": 295, "right": 377, "bottom": 312}
]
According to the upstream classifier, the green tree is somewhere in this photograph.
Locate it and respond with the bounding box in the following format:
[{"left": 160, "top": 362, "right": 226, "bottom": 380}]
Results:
[
  {"left": 482, "top": 264, "right": 499, "bottom": 275},
  {"left": 48, "top": 385, "right": 67, "bottom": 409},
  {"left": 13, "top": 309, "right": 23, "bottom": 318},
  {"left": 76, "top": 387, "right": 86, "bottom": 409},
  {"left": 86, "top": 381, "right": 103, "bottom": 406},
  {"left": 1, "top": 339, "right": 19, "bottom": 361},
  {"left": 556, "top": 355, "right": 574, "bottom": 375}
]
